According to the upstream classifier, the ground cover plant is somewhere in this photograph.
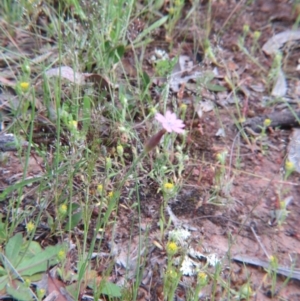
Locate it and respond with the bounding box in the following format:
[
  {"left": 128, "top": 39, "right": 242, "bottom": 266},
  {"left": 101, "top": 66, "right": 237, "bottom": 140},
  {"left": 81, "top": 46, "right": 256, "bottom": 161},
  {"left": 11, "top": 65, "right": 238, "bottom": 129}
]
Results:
[{"left": 0, "top": 0, "right": 300, "bottom": 300}]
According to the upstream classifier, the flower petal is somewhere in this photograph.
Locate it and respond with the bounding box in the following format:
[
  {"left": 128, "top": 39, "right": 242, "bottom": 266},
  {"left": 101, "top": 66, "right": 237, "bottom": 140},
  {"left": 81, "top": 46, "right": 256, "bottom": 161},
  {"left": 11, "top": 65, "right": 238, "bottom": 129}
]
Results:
[
  {"left": 155, "top": 110, "right": 185, "bottom": 134},
  {"left": 173, "top": 127, "right": 185, "bottom": 134},
  {"left": 155, "top": 113, "right": 166, "bottom": 123}
]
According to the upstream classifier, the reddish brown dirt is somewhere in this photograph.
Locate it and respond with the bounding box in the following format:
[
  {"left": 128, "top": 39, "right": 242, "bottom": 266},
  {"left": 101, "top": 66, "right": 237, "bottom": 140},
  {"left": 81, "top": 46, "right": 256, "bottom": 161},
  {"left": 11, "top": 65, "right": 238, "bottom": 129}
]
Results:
[{"left": 130, "top": 0, "right": 300, "bottom": 299}]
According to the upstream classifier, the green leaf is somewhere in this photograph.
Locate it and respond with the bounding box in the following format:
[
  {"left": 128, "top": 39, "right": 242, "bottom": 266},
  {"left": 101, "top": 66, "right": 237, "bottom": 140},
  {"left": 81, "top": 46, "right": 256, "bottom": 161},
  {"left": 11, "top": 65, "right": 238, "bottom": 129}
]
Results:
[
  {"left": 21, "top": 241, "right": 43, "bottom": 258},
  {"left": 133, "top": 16, "right": 168, "bottom": 44},
  {"left": 0, "top": 275, "right": 8, "bottom": 291},
  {"left": 46, "top": 212, "right": 54, "bottom": 228},
  {"left": 26, "top": 272, "right": 44, "bottom": 282},
  {"left": 0, "top": 224, "right": 7, "bottom": 244},
  {"left": 88, "top": 279, "right": 122, "bottom": 298},
  {"left": 65, "top": 211, "right": 82, "bottom": 231},
  {"left": 104, "top": 41, "right": 125, "bottom": 64},
  {"left": 72, "top": 1, "right": 87, "bottom": 21},
  {"left": 141, "top": 71, "right": 151, "bottom": 88},
  {"left": 206, "top": 83, "right": 227, "bottom": 92},
  {"left": 6, "top": 281, "right": 33, "bottom": 301},
  {"left": 0, "top": 266, "right": 6, "bottom": 277},
  {"left": 82, "top": 95, "right": 91, "bottom": 134},
  {"left": 110, "top": 45, "right": 125, "bottom": 64},
  {"left": 69, "top": 203, "right": 81, "bottom": 212},
  {"left": 65, "top": 283, "right": 79, "bottom": 300},
  {"left": 201, "top": 71, "right": 215, "bottom": 84},
  {"left": 17, "top": 245, "right": 61, "bottom": 276},
  {"left": 0, "top": 177, "right": 42, "bottom": 201},
  {"left": 5, "top": 233, "right": 23, "bottom": 265},
  {"left": 155, "top": 57, "right": 177, "bottom": 77},
  {"left": 132, "top": 38, "right": 153, "bottom": 48},
  {"left": 100, "top": 281, "right": 122, "bottom": 298}
]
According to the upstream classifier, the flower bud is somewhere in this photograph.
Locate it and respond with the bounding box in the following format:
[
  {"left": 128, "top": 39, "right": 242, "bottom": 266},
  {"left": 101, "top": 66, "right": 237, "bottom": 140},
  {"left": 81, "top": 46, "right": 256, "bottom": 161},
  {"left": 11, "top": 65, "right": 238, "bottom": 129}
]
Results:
[
  {"left": 263, "top": 118, "right": 271, "bottom": 127},
  {"left": 117, "top": 145, "right": 124, "bottom": 157},
  {"left": 144, "top": 129, "right": 166, "bottom": 152}
]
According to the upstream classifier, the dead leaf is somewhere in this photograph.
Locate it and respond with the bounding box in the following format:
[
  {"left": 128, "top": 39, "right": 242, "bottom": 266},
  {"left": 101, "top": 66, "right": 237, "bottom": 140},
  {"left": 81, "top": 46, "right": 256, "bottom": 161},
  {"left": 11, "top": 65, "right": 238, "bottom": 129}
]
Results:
[
  {"left": 31, "top": 51, "right": 55, "bottom": 65},
  {"left": 227, "top": 61, "right": 238, "bottom": 71},
  {"left": 45, "top": 66, "right": 85, "bottom": 85},
  {"left": 0, "top": 92, "right": 20, "bottom": 114},
  {"left": 44, "top": 291, "right": 59, "bottom": 301},
  {"left": 0, "top": 76, "right": 16, "bottom": 87},
  {"left": 178, "top": 55, "right": 194, "bottom": 73},
  {"left": 84, "top": 73, "right": 118, "bottom": 91},
  {"left": 120, "top": 57, "right": 137, "bottom": 78},
  {"left": 47, "top": 274, "right": 70, "bottom": 301},
  {"left": 195, "top": 99, "right": 214, "bottom": 118},
  {"left": 85, "top": 270, "right": 102, "bottom": 287},
  {"left": 44, "top": 66, "right": 118, "bottom": 94},
  {"left": 287, "top": 128, "right": 300, "bottom": 173},
  {"left": 262, "top": 30, "right": 300, "bottom": 55},
  {"left": 169, "top": 55, "right": 200, "bottom": 92},
  {"left": 271, "top": 68, "right": 287, "bottom": 97}
]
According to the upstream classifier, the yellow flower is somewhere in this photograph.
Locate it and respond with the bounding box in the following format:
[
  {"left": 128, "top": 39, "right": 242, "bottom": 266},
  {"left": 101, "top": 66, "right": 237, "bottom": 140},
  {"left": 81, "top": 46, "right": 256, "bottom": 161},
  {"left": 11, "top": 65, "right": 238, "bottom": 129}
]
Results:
[
  {"left": 174, "top": 0, "right": 182, "bottom": 6},
  {"left": 238, "top": 116, "right": 246, "bottom": 123},
  {"left": 285, "top": 160, "right": 295, "bottom": 171},
  {"left": 243, "top": 24, "right": 250, "bottom": 34},
  {"left": 279, "top": 201, "right": 286, "bottom": 210},
  {"left": 58, "top": 204, "right": 67, "bottom": 215},
  {"left": 216, "top": 151, "right": 227, "bottom": 164},
  {"left": 37, "top": 288, "right": 46, "bottom": 299},
  {"left": 20, "top": 82, "right": 29, "bottom": 92},
  {"left": 68, "top": 120, "right": 78, "bottom": 129},
  {"left": 167, "top": 268, "right": 178, "bottom": 279},
  {"left": 180, "top": 104, "right": 187, "bottom": 111},
  {"left": 108, "top": 191, "right": 114, "bottom": 198},
  {"left": 117, "top": 145, "right": 124, "bottom": 157},
  {"left": 169, "top": 7, "right": 175, "bottom": 15},
  {"left": 97, "top": 184, "right": 103, "bottom": 193},
  {"left": 269, "top": 255, "right": 277, "bottom": 265},
  {"left": 240, "top": 283, "right": 252, "bottom": 298},
  {"left": 198, "top": 272, "right": 207, "bottom": 280},
  {"left": 263, "top": 119, "right": 271, "bottom": 127},
  {"left": 197, "top": 272, "right": 208, "bottom": 285},
  {"left": 150, "top": 107, "right": 157, "bottom": 115},
  {"left": 24, "top": 277, "right": 31, "bottom": 287},
  {"left": 253, "top": 30, "right": 261, "bottom": 40},
  {"left": 105, "top": 157, "right": 112, "bottom": 169},
  {"left": 57, "top": 249, "right": 66, "bottom": 261},
  {"left": 26, "top": 221, "right": 35, "bottom": 233},
  {"left": 164, "top": 182, "right": 174, "bottom": 190},
  {"left": 166, "top": 241, "right": 178, "bottom": 255}
]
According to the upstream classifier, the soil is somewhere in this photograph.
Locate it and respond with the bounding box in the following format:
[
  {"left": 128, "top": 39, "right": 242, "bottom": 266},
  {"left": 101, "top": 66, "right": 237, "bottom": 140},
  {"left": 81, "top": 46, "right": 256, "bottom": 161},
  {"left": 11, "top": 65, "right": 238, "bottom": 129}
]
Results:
[{"left": 1, "top": 0, "right": 300, "bottom": 300}]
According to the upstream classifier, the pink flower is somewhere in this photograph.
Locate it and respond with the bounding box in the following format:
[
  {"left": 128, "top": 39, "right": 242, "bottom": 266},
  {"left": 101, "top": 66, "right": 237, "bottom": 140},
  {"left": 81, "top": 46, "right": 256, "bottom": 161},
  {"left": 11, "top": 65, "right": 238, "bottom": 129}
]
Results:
[{"left": 155, "top": 110, "right": 185, "bottom": 134}]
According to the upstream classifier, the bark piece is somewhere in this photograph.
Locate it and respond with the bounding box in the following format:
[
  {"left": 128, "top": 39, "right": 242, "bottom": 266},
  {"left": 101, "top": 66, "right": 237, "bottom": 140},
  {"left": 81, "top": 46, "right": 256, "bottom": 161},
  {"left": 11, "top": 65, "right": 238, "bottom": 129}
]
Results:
[
  {"left": 287, "top": 128, "right": 300, "bottom": 173},
  {"left": 0, "top": 134, "right": 28, "bottom": 152},
  {"left": 243, "top": 110, "right": 300, "bottom": 133},
  {"left": 232, "top": 255, "right": 300, "bottom": 281}
]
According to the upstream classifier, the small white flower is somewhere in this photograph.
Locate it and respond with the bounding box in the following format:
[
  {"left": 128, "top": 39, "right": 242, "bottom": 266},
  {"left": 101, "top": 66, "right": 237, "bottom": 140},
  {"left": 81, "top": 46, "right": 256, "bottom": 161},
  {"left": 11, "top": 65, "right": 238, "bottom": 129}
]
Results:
[
  {"left": 155, "top": 48, "right": 169, "bottom": 60},
  {"left": 206, "top": 253, "right": 220, "bottom": 267},
  {"left": 169, "top": 228, "right": 191, "bottom": 246},
  {"left": 180, "top": 256, "right": 196, "bottom": 276},
  {"left": 178, "top": 255, "right": 202, "bottom": 276},
  {"left": 150, "top": 54, "right": 157, "bottom": 62}
]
